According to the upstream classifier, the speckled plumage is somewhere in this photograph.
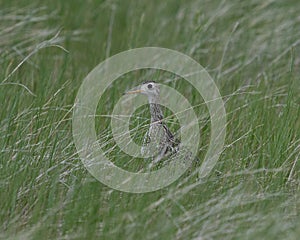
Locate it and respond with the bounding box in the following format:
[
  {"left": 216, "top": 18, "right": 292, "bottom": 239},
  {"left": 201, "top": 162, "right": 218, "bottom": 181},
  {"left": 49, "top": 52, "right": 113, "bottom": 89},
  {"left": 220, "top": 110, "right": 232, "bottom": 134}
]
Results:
[
  {"left": 142, "top": 102, "right": 180, "bottom": 162},
  {"left": 126, "top": 81, "right": 180, "bottom": 163}
]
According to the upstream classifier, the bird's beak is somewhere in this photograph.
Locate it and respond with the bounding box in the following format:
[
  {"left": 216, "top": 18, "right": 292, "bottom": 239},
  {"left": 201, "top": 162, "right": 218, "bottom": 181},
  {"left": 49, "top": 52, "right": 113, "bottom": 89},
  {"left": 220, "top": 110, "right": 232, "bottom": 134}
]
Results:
[
  {"left": 124, "top": 87, "right": 143, "bottom": 95},
  {"left": 125, "top": 89, "right": 142, "bottom": 94}
]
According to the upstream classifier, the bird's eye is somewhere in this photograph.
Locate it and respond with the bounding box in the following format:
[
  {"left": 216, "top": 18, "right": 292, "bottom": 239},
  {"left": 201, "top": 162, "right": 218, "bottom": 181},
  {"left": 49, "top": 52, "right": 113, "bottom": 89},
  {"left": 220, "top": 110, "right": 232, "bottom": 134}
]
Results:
[{"left": 147, "top": 84, "right": 153, "bottom": 89}]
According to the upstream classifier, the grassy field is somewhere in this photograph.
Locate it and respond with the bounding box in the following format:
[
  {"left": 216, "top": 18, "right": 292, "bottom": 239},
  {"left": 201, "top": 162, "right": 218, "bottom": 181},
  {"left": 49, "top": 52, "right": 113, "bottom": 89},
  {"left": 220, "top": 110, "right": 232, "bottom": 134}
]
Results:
[{"left": 1, "top": 0, "right": 300, "bottom": 239}]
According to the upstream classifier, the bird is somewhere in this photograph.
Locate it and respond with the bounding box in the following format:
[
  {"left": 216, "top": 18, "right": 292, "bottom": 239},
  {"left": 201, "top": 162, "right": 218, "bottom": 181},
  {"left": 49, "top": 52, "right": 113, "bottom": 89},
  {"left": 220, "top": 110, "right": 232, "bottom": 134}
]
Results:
[{"left": 125, "top": 81, "right": 181, "bottom": 165}]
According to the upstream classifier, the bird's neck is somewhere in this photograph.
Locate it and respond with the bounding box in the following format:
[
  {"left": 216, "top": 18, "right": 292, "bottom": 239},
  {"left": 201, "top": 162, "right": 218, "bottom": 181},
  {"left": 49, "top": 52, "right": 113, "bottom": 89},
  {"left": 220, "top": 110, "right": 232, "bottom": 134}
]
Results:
[{"left": 149, "top": 103, "right": 164, "bottom": 123}]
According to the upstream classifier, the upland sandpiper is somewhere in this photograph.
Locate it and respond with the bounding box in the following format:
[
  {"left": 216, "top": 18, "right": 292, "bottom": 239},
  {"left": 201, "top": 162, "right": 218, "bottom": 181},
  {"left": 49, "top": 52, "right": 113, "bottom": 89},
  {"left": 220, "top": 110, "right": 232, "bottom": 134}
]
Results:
[{"left": 125, "top": 81, "right": 181, "bottom": 163}]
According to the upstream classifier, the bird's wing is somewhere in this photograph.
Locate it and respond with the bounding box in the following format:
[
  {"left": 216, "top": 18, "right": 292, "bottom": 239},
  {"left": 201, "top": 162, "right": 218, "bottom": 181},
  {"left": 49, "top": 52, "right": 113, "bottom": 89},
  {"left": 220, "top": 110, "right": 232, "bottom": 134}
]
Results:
[{"left": 162, "top": 123, "right": 180, "bottom": 153}]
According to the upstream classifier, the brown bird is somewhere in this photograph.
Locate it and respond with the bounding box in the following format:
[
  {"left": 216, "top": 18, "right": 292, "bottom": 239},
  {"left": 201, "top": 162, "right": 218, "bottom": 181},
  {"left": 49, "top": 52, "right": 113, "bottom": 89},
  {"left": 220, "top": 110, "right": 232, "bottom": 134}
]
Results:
[{"left": 125, "top": 81, "right": 180, "bottom": 164}]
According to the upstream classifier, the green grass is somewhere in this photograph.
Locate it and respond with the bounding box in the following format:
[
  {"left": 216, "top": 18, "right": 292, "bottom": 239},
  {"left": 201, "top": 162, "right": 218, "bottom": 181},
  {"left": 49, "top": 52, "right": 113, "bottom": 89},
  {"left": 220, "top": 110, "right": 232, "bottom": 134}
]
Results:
[{"left": 1, "top": 0, "right": 300, "bottom": 239}]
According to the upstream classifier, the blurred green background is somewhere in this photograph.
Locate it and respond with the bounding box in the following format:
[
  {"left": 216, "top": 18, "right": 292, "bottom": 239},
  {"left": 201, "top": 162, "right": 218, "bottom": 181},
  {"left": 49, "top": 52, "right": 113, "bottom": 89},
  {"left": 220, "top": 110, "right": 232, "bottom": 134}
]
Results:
[{"left": 0, "top": 0, "right": 299, "bottom": 239}]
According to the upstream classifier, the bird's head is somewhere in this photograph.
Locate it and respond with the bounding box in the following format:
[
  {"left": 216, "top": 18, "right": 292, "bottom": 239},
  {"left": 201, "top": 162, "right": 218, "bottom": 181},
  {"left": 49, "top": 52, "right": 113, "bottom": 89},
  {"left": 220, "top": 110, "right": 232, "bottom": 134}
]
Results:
[{"left": 125, "top": 81, "right": 160, "bottom": 103}]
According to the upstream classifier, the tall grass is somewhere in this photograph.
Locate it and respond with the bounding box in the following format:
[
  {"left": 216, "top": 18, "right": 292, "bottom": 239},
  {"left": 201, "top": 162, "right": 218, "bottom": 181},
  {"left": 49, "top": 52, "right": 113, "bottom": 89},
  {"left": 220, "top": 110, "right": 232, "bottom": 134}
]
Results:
[{"left": 1, "top": 0, "right": 299, "bottom": 239}]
